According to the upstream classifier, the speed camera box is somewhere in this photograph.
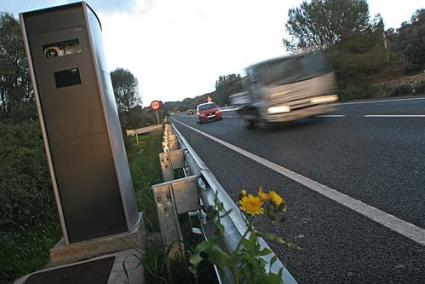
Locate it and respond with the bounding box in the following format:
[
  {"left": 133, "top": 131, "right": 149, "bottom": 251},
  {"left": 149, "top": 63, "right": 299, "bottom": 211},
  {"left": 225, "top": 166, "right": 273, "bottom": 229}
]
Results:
[{"left": 20, "top": 2, "right": 139, "bottom": 244}]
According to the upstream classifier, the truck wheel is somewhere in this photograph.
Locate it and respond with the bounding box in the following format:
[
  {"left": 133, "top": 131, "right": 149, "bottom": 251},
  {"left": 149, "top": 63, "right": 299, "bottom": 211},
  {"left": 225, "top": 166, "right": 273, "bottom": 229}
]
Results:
[{"left": 243, "top": 118, "right": 255, "bottom": 129}]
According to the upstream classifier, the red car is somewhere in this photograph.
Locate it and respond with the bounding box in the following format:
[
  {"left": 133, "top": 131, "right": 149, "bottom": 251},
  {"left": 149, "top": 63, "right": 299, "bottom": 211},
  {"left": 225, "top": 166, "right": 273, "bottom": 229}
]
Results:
[{"left": 196, "top": 102, "right": 223, "bottom": 124}]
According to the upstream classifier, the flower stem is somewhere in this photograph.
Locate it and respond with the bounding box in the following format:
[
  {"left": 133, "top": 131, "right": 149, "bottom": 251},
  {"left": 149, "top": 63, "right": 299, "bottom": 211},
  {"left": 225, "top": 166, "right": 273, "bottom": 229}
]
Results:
[
  {"left": 235, "top": 221, "right": 252, "bottom": 253},
  {"left": 232, "top": 267, "right": 240, "bottom": 284}
]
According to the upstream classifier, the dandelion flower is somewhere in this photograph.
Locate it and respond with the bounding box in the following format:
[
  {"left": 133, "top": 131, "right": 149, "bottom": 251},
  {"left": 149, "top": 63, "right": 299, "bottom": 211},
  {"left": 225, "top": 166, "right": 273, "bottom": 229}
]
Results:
[
  {"left": 258, "top": 187, "right": 270, "bottom": 201},
  {"left": 239, "top": 195, "right": 264, "bottom": 216},
  {"left": 269, "top": 191, "right": 285, "bottom": 207}
]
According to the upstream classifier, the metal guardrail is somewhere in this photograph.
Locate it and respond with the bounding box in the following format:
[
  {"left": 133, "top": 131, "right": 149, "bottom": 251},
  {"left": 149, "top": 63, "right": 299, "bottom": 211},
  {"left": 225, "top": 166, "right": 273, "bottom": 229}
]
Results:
[
  {"left": 170, "top": 121, "right": 297, "bottom": 284},
  {"left": 126, "top": 124, "right": 163, "bottom": 137}
]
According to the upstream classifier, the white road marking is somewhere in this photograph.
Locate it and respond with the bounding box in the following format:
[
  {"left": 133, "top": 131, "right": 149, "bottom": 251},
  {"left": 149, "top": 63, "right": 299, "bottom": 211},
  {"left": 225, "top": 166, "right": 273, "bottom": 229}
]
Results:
[
  {"left": 364, "top": 114, "right": 425, "bottom": 118},
  {"left": 173, "top": 118, "right": 425, "bottom": 246},
  {"left": 339, "top": 97, "right": 425, "bottom": 105},
  {"left": 316, "top": 114, "right": 346, "bottom": 118}
]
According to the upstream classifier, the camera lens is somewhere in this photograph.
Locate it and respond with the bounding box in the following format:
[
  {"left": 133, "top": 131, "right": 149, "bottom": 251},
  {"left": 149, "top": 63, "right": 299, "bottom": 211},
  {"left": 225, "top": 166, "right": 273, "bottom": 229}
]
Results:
[{"left": 45, "top": 48, "right": 58, "bottom": 58}]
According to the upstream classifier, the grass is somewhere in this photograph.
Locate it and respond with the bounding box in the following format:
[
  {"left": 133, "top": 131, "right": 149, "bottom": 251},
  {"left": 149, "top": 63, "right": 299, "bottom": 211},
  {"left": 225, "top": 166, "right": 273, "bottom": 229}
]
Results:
[
  {"left": 0, "top": 131, "right": 164, "bottom": 283},
  {"left": 0, "top": 224, "right": 61, "bottom": 283},
  {"left": 1, "top": 130, "right": 212, "bottom": 284},
  {"left": 127, "top": 131, "right": 216, "bottom": 284},
  {"left": 126, "top": 131, "right": 163, "bottom": 232}
]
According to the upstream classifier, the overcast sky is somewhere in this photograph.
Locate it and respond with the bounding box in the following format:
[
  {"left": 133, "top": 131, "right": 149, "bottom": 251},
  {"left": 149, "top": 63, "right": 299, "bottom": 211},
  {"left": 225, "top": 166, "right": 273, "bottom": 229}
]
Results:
[{"left": 3, "top": 0, "right": 424, "bottom": 105}]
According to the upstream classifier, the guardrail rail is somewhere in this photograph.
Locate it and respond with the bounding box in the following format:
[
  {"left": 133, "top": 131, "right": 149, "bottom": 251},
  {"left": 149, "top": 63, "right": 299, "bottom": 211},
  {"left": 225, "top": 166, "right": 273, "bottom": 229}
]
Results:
[{"left": 151, "top": 121, "right": 297, "bottom": 284}]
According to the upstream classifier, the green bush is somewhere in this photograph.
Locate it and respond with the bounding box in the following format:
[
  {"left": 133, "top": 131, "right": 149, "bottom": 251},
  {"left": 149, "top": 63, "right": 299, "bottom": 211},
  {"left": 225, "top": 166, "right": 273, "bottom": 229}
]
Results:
[
  {"left": 0, "top": 120, "right": 57, "bottom": 232},
  {"left": 413, "top": 81, "right": 425, "bottom": 94},
  {"left": 336, "top": 85, "right": 380, "bottom": 101},
  {"left": 390, "top": 85, "right": 413, "bottom": 97}
]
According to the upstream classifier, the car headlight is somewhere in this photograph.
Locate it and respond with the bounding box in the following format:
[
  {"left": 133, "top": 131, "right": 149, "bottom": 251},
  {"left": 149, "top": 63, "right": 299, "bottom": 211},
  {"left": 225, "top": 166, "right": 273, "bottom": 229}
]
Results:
[
  {"left": 310, "top": 95, "right": 338, "bottom": 104},
  {"left": 267, "top": 105, "right": 291, "bottom": 114}
]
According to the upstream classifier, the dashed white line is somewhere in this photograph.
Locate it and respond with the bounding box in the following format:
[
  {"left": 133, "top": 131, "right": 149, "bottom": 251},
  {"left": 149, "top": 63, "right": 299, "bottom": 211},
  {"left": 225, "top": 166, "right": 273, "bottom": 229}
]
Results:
[
  {"left": 364, "top": 114, "right": 425, "bottom": 118},
  {"left": 173, "top": 118, "right": 425, "bottom": 246}
]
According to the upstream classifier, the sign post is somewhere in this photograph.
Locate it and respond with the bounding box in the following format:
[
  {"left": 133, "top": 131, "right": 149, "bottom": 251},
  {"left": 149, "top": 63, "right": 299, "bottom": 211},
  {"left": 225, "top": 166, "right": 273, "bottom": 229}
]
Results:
[{"left": 150, "top": 100, "right": 161, "bottom": 124}]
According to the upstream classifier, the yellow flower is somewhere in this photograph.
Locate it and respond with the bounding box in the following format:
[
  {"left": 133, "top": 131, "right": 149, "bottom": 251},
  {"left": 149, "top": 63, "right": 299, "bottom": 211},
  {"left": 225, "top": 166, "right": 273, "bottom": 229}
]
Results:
[
  {"left": 269, "top": 191, "right": 285, "bottom": 207},
  {"left": 239, "top": 194, "right": 264, "bottom": 216},
  {"left": 258, "top": 187, "right": 270, "bottom": 201}
]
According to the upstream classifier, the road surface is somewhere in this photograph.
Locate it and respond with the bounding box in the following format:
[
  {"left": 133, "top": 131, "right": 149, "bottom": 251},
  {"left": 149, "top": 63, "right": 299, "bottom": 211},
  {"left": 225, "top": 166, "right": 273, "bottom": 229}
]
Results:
[{"left": 172, "top": 97, "right": 425, "bottom": 283}]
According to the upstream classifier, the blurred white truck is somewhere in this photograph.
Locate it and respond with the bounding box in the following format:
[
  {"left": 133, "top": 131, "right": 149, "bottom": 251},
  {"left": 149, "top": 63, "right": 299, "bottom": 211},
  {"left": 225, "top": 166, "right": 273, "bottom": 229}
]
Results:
[{"left": 231, "top": 53, "right": 338, "bottom": 128}]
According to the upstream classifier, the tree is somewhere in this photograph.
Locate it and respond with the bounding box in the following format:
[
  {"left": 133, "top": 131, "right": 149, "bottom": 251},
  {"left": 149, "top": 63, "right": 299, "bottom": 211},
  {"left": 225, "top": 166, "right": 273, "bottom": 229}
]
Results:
[
  {"left": 213, "top": 74, "right": 243, "bottom": 106},
  {"left": 283, "top": 0, "right": 377, "bottom": 51},
  {"left": 0, "top": 13, "right": 34, "bottom": 121},
  {"left": 110, "top": 68, "right": 142, "bottom": 130},
  {"left": 386, "top": 9, "right": 425, "bottom": 73},
  {"left": 110, "top": 68, "right": 141, "bottom": 113},
  {"left": 161, "top": 74, "right": 243, "bottom": 112},
  {"left": 283, "top": 0, "right": 406, "bottom": 88}
]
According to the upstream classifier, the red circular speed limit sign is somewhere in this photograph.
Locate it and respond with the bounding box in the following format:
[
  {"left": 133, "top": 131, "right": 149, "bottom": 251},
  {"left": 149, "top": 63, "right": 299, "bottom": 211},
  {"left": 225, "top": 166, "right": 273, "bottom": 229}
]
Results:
[{"left": 150, "top": 100, "right": 160, "bottom": 111}]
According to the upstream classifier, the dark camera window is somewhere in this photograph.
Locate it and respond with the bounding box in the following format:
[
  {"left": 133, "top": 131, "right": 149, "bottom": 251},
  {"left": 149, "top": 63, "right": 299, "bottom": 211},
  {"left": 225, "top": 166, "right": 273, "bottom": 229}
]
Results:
[
  {"left": 54, "top": 68, "right": 81, "bottom": 88},
  {"left": 43, "top": 38, "right": 82, "bottom": 59}
]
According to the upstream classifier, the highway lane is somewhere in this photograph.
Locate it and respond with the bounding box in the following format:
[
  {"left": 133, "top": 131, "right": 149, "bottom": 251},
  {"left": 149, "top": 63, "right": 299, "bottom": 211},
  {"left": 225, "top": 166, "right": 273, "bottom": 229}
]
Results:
[{"left": 172, "top": 97, "right": 425, "bottom": 283}]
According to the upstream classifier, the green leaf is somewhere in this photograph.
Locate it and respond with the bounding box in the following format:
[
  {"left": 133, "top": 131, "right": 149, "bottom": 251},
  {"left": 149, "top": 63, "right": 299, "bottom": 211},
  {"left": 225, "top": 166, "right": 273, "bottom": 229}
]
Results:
[
  {"left": 258, "top": 248, "right": 272, "bottom": 256},
  {"left": 207, "top": 246, "right": 233, "bottom": 268},
  {"left": 270, "top": 255, "right": 278, "bottom": 266},
  {"left": 189, "top": 253, "right": 203, "bottom": 273}
]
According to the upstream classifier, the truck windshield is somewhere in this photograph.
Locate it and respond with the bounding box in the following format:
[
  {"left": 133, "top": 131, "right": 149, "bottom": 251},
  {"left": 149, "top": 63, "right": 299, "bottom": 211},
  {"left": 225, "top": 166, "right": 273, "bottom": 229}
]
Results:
[
  {"left": 251, "top": 53, "right": 332, "bottom": 86},
  {"left": 198, "top": 103, "right": 216, "bottom": 111}
]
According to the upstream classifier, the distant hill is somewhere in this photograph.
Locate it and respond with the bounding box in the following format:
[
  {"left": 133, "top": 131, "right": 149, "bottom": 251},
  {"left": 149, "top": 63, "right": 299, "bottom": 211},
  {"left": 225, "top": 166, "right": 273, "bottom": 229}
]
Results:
[
  {"left": 163, "top": 91, "right": 214, "bottom": 112},
  {"left": 163, "top": 74, "right": 244, "bottom": 112}
]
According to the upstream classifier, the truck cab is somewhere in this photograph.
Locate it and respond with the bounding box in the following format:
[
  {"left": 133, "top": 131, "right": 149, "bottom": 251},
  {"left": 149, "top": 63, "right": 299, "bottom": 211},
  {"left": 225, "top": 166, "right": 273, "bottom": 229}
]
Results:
[{"left": 231, "top": 53, "right": 338, "bottom": 128}]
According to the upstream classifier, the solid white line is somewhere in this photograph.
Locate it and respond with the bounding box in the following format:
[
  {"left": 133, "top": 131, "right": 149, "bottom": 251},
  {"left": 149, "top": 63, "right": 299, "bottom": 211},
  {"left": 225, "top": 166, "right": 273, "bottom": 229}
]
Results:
[
  {"left": 173, "top": 118, "right": 425, "bottom": 246},
  {"left": 339, "top": 97, "right": 425, "bottom": 105},
  {"left": 364, "top": 114, "right": 425, "bottom": 118},
  {"left": 316, "top": 114, "right": 346, "bottom": 118}
]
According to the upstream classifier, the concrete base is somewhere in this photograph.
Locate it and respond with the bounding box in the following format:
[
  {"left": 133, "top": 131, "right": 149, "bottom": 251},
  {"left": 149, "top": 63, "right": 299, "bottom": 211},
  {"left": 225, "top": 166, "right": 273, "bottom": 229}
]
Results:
[
  {"left": 108, "top": 249, "right": 144, "bottom": 284},
  {"left": 50, "top": 213, "right": 145, "bottom": 266},
  {"left": 14, "top": 249, "right": 144, "bottom": 284}
]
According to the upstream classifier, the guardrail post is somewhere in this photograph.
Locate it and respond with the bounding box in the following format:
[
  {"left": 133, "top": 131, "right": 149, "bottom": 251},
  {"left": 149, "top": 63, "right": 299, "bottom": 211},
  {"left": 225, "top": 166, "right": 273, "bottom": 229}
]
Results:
[
  {"left": 159, "top": 149, "right": 184, "bottom": 181},
  {"left": 152, "top": 176, "right": 200, "bottom": 258},
  {"left": 159, "top": 152, "right": 173, "bottom": 181}
]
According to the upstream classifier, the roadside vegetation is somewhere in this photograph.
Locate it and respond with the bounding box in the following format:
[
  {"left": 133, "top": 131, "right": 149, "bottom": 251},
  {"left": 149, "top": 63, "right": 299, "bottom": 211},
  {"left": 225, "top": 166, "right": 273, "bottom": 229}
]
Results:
[
  {"left": 111, "top": 68, "right": 166, "bottom": 130},
  {"left": 288, "top": 2, "right": 425, "bottom": 101},
  {"left": 126, "top": 133, "right": 162, "bottom": 232},
  {"left": 127, "top": 132, "right": 213, "bottom": 284},
  {"left": 0, "top": 13, "right": 60, "bottom": 283}
]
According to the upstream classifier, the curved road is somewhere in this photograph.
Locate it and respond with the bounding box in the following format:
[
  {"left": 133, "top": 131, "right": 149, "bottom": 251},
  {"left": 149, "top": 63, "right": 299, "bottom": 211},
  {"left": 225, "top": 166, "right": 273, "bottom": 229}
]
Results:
[{"left": 172, "top": 97, "right": 425, "bottom": 283}]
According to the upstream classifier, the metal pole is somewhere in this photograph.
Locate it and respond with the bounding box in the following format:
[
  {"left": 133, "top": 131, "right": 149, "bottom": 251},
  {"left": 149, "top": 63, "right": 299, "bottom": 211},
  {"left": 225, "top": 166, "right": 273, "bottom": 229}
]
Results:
[{"left": 155, "top": 111, "right": 160, "bottom": 124}]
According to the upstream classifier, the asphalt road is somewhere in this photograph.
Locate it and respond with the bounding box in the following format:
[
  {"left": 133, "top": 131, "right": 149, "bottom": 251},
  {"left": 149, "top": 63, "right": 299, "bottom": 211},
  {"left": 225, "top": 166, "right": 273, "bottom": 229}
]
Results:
[{"left": 172, "top": 97, "right": 425, "bottom": 283}]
